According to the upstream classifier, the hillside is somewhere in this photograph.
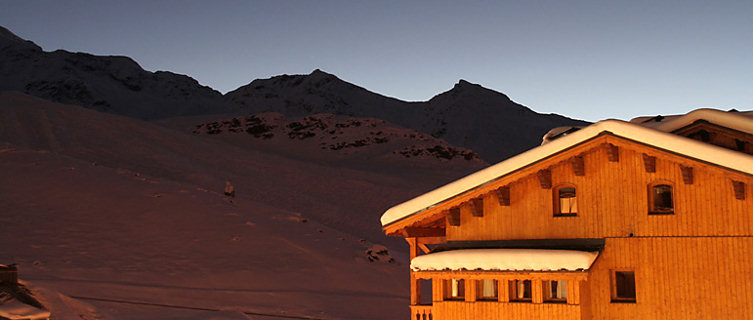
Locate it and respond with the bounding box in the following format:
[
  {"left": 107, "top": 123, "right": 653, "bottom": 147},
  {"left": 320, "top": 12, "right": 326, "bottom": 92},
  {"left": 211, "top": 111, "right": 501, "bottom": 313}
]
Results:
[{"left": 0, "top": 92, "right": 485, "bottom": 319}]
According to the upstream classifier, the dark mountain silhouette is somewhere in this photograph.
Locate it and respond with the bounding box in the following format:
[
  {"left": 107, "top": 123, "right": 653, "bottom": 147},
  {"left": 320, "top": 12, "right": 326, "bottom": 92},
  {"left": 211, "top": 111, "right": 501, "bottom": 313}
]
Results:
[
  {"left": 227, "top": 70, "right": 589, "bottom": 161},
  {"left": 0, "top": 25, "right": 588, "bottom": 161},
  {"left": 0, "top": 26, "right": 230, "bottom": 119}
]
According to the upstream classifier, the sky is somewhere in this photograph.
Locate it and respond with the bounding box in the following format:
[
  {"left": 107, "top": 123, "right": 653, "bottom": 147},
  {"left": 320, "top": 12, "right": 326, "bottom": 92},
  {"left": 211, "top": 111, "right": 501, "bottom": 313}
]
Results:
[{"left": 1, "top": 0, "right": 751, "bottom": 122}]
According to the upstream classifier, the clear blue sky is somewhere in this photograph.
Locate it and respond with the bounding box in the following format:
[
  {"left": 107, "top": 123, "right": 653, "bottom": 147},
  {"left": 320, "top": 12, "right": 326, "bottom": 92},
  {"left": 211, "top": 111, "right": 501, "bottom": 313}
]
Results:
[{"left": 1, "top": 0, "right": 750, "bottom": 121}]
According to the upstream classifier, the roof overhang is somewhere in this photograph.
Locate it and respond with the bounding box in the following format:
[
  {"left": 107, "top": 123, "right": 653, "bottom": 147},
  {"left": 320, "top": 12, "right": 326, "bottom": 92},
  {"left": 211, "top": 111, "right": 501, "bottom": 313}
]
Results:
[{"left": 410, "top": 249, "right": 599, "bottom": 273}]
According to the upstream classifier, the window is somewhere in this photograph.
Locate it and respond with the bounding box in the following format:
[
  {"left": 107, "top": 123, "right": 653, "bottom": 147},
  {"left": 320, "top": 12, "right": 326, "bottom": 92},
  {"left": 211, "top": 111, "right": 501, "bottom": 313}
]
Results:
[
  {"left": 477, "top": 279, "right": 498, "bottom": 300},
  {"left": 543, "top": 279, "right": 568, "bottom": 303},
  {"left": 649, "top": 183, "right": 674, "bottom": 214},
  {"left": 509, "top": 280, "right": 532, "bottom": 302},
  {"left": 611, "top": 270, "right": 636, "bottom": 302},
  {"left": 444, "top": 279, "right": 465, "bottom": 300},
  {"left": 554, "top": 185, "right": 577, "bottom": 216}
]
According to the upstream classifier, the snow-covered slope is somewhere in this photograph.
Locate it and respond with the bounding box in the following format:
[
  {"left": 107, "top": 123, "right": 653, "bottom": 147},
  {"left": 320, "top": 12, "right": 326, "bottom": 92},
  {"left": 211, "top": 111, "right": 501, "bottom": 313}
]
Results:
[
  {"left": 0, "top": 26, "right": 230, "bottom": 120},
  {"left": 226, "top": 70, "right": 589, "bottom": 162},
  {"left": 0, "top": 92, "right": 484, "bottom": 319}
]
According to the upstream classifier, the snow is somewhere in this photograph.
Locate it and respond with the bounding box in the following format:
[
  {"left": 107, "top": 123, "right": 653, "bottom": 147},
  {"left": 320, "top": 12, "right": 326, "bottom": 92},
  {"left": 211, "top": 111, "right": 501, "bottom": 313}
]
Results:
[
  {"left": 381, "top": 111, "right": 753, "bottom": 226},
  {"left": 410, "top": 249, "right": 599, "bottom": 272},
  {"left": 629, "top": 108, "right": 753, "bottom": 135},
  {"left": 0, "top": 299, "right": 50, "bottom": 320}
]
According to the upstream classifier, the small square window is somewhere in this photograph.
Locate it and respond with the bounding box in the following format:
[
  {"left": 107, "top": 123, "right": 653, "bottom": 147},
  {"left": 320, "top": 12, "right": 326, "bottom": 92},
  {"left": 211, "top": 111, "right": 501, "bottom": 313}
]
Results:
[
  {"left": 543, "top": 279, "right": 568, "bottom": 303},
  {"left": 649, "top": 184, "right": 674, "bottom": 215},
  {"left": 509, "top": 279, "right": 532, "bottom": 302},
  {"left": 477, "top": 279, "right": 498, "bottom": 300},
  {"left": 554, "top": 185, "right": 578, "bottom": 217},
  {"left": 612, "top": 270, "right": 636, "bottom": 302},
  {"left": 444, "top": 279, "right": 465, "bottom": 300}
]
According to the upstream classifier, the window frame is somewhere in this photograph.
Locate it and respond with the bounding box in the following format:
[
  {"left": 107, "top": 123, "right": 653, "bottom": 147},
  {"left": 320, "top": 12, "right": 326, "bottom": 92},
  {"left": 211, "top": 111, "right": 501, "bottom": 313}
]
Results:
[
  {"left": 508, "top": 279, "right": 533, "bottom": 302},
  {"left": 648, "top": 181, "right": 674, "bottom": 215},
  {"left": 476, "top": 279, "right": 498, "bottom": 301},
  {"left": 543, "top": 279, "right": 568, "bottom": 303},
  {"left": 553, "top": 183, "right": 578, "bottom": 217},
  {"left": 611, "top": 270, "right": 637, "bottom": 303},
  {"left": 443, "top": 278, "right": 465, "bottom": 301}
]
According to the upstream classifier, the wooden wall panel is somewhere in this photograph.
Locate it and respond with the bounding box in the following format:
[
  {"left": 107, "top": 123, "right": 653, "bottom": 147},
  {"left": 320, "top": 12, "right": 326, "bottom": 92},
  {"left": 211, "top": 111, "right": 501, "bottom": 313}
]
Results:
[
  {"left": 583, "top": 237, "right": 753, "bottom": 319},
  {"left": 432, "top": 301, "right": 580, "bottom": 320},
  {"left": 444, "top": 136, "right": 753, "bottom": 241}
]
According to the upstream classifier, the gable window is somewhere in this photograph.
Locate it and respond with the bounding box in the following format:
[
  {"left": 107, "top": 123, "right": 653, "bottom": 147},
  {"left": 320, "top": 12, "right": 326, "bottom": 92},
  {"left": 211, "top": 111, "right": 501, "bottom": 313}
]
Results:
[
  {"left": 611, "top": 270, "right": 636, "bottom": 302},
  {"left": 509, "top": 280, "right": 532, "bottom": 302},
  {"left": 477, "top": 279, "right": 498, "bottom": 300},
  {"left": 444, "top": 279, "right": 465, "bottom": 300},
  {"left": 649, "top": 183, "right": 674, "bottom": 214},
  {"left": 543, "top": 279, "right": 568, "bottom": 303},
  {"left": 554, "top": 185, "right": 578, "bottom": 216}
]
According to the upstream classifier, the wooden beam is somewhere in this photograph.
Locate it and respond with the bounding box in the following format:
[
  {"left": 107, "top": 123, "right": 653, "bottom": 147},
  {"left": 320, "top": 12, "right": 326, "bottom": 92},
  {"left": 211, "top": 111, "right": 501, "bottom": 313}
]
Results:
[
  {"left": 469, "top": 197, "right": 484, "bottom": 217},
  {"left": 642, "top": 154, "right": 656, "bottom": 173},
  {"left": 733, "top": 180, "right": 746, "bottom": 200},
  {"left": 493, "top": 186, "right": 510, "bottom": 206},
  {"left": 407, "top": 238, "right": 420, "bottom": 305},
  {"left": 606, "top": 143, "right": 619, "bottom": 162},
  {"left": 418, "top": 236, "right": 447, "bottom": 245},
  {"left": 447, "top": 208, "right": 461, "bottom": 226},
  {"left": 680, "top": 165, "right": 694, "bottom": 185},
  {"left": 403, "top": 227, "right": 446, "bottom": 237},
  {"left": 571, "top": 155, "right": 585, "bottom": 176},
  {"left": 418, "top": 243, "right": 431, "bottom": 254},
  {"left": 537, "top": 169, "right": 552, "bottom": 189}
]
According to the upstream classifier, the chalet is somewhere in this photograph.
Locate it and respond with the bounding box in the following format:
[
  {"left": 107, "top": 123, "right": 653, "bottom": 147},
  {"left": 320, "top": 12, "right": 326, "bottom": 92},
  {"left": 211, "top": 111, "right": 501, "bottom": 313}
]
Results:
[{"left": 380, "top": 109, "right": 753, "bottom": 319}]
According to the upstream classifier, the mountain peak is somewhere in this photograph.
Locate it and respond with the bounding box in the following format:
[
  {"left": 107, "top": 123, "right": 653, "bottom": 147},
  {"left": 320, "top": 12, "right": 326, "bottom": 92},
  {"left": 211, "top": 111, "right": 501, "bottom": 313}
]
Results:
[
  {"left": 0, "top": 26, "right": 41, "bottom": 51},
  {"left": 453, "top": 79, "right": 481, "bottom": 89}
]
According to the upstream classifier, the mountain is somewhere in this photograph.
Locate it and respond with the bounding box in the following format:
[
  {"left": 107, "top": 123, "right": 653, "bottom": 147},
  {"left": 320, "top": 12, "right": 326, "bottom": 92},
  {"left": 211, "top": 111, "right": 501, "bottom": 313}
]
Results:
[
  {"left": 227, "top": 71, "right": 589, "bottom": 162},
  {"left": 0, "top": 26, "right": 230, "bottom": 119},
  {"left": 0, "top": 25, "right": 588, "bottom": 162}
]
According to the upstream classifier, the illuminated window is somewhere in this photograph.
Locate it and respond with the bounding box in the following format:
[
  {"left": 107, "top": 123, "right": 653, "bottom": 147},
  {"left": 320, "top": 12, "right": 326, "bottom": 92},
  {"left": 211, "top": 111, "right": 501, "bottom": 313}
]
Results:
[
  {"left": 477, "top": 279, "right": 498, "bottom": 300},
  {"left": 543, "top": 280, "right": 568, "bottom": 303},
  {"left": 649, "top": 183, "right": 674, "bottom": 214},
  {"left": 509, "top": 280, "right": 532, "bottom": 302},
  {"left": 554, "top": 185, "right": 577, "bottom": 216},
  {"left": 611, "top": 270, "right": 636, "bottom": 302},
  {"left": 444, "top": 279, "right": 465, "bottom": 300}
]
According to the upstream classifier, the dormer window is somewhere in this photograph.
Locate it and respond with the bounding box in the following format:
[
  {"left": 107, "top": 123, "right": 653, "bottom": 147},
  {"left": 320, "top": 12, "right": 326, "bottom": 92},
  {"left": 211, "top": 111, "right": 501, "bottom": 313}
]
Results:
[
  {"left": 554, "top": 185, "right": 577, "bottom": 216},
  {"left": 649, "top": 183, "right": 674, "bottom": 215}
]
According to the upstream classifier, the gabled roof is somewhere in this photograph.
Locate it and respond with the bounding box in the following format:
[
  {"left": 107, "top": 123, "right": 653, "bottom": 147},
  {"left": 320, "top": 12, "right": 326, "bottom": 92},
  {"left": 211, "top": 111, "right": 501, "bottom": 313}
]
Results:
[{"left": 381, "top": 109, "right": 753, "bottom": 227}]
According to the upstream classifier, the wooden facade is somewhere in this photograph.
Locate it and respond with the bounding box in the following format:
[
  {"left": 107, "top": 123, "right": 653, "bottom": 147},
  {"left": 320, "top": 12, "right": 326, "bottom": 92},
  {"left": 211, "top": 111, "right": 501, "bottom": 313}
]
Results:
[{"left": 384, "top": 117, "right": 753, "bottom": 320}]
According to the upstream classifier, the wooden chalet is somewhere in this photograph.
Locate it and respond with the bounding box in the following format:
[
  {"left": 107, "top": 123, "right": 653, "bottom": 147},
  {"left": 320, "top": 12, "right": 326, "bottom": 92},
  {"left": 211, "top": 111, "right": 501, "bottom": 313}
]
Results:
[{"left": 380, "top": 109, "right": 753, "bottom": 319}]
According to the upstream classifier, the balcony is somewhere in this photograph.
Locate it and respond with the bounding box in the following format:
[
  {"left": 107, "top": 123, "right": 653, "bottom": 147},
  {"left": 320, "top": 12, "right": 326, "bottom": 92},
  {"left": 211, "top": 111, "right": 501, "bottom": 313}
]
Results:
[{"left": 410, "top": 304, "right": 433, "bottom": 320}]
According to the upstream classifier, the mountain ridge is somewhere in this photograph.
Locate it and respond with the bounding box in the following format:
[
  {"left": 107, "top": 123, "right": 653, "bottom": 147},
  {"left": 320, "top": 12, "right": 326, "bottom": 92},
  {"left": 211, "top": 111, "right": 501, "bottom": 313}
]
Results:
[{"left": 0, "top": 25, "right": 589, "bottom": 161}]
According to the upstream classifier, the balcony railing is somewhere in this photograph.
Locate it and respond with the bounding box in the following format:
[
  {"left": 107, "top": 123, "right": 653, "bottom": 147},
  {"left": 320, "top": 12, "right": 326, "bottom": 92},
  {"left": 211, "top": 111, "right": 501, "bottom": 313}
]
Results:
[{"left": 410, "top": 304, "right": 433, "bottom": 320}]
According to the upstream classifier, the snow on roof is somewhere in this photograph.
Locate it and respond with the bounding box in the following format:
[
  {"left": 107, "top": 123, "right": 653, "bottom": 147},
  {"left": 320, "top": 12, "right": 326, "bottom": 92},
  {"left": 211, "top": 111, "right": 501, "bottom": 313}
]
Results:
[
  {"left": 381, "top": 113, "right": 753, "bottom": 226},
  {"left": 630, "top": 108, "right": 753, "bottom": 134},
  {"left": 410, "top": 249, "right": 599, "bottom": 272}
]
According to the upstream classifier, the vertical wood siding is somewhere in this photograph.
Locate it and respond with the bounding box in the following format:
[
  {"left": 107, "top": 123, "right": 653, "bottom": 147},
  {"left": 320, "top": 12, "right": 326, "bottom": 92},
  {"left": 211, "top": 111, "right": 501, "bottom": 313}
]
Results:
[
  {"left": 446, "top": 136, "right": 753, "bottom": 240},
  {"left": 586, "top": 237, "right": 753, "bottom": 319}
]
